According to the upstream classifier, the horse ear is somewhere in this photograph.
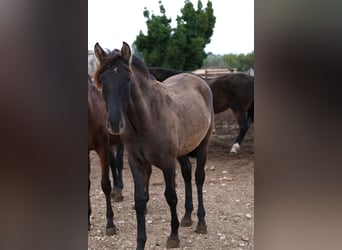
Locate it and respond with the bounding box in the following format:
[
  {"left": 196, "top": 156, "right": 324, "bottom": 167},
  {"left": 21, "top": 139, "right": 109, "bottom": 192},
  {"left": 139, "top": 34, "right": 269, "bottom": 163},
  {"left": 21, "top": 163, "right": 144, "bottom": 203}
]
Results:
[
  {"left": 121, "top": 42, "right": 132, "bottom": 64},
  {"left": 94, "top": 43, "right": 105, "bottom": 62}
]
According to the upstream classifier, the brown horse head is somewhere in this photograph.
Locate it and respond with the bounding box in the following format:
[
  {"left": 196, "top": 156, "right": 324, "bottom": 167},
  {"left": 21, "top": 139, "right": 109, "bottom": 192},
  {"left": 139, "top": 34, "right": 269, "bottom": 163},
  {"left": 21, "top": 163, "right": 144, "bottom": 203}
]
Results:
[{"left": 94, "top": 42, "right": 132, "bottom": 135}]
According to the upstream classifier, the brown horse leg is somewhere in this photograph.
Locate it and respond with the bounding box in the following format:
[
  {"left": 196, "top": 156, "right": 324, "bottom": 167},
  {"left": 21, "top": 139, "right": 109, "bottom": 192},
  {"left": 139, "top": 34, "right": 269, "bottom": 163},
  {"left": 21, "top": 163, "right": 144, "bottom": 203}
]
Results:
[
  {"left": 162, "top": 162, "right": 180, "bottom": 248},
  {"left": 129, "top": 158, "right": 150, "bottom": 250},
  {"left": 110, "top": 145, "right": 124, "bottom": 202},
  {"left": 177, "top": 156, "right": 193, "bottom": 227},
  {"left": 97, "top": 146, "right": 116, "bottom": 236},
  {"left": 230, "top": 110, "right": 250, "bottom": 154},
  {"left": 194, "top": 142, "right": 209, "bottom": 234},
  {"left": 88, "top": 152, "right": 91, "bottom": 231}
]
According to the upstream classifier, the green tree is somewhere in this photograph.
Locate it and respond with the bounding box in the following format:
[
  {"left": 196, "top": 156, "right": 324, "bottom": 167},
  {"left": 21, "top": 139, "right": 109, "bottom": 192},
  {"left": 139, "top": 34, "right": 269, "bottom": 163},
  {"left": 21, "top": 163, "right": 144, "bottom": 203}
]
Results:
[
  {"left": 202, "top": 53, "right": 227, "bottom": 68},
  {"left": 134, "top": 0, "right": 216, "bottom": 71},
  {"left": 222, "top": 51, "right": 254, "bottom": 71},
  {"left": 134, "top": 3, "right": 172, "bottom": 67}
]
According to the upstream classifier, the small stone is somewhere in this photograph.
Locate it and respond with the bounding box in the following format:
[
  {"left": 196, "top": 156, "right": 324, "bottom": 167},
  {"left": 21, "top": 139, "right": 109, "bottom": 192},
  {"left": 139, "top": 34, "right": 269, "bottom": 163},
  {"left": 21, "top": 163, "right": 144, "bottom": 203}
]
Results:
[
  {"left": 209, "top": 165, "right": 215, "bottom": 171},
  {"left": 245, "top": 213, "right": 252, "bottom": 219},
  {"left": 241, "top": 235, "right": 249, "bottom": 241},
  {"left": 219, "top": 235, "right": 226, "bottom": 240},
  {"left": 238, "top": 242, "right": 246, "bottom": 247},
  {"left": 222, "top": 170, "right": 228, "bottom": 174},
  {"left": 147, "top": 219, "right": 153, "bottom": 224}
]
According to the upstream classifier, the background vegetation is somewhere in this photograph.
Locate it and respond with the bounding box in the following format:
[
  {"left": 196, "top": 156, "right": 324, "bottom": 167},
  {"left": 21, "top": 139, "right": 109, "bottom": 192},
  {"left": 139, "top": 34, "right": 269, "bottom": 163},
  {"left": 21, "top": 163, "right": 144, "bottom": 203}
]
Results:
[{"left": 134, "top": 0, "right": 253, "bottom": 71}]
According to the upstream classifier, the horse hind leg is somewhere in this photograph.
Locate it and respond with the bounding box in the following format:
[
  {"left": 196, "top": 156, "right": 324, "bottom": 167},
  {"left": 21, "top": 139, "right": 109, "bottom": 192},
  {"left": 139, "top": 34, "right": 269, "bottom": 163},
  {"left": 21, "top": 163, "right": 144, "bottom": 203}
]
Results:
[
  {"left": 109, "top": 145, "right": 124, "bottom": 202},
  {"left": 113, "top": 144, "right": 124, "bottom": 201},
  {"left": 230, "top": 110, "right": 249, "bottom": 154},
  {"left": 177, "top": 155, "right": 193, "bottom": 227},
  {"left": 98, "top": 146, "right": 117, "bottom": 236},
  {"left": 247, "top": 101, "right": 254, "bottom": 123},
  {"left": 194, "top": 142, "right": 209, "bottom": 234}
]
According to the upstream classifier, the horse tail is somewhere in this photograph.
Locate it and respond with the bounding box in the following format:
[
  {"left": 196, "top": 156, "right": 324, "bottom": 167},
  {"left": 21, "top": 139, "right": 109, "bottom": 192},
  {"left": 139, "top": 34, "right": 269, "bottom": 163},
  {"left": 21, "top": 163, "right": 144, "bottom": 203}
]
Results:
[{"left": 247, "top": 101, "right": 254, "bottom": 123}]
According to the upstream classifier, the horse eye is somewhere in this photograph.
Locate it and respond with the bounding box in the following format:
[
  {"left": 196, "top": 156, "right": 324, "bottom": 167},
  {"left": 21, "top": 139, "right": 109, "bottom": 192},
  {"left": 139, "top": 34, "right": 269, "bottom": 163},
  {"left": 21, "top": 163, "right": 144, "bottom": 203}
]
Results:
[{"left": 99, "top": 75, "right": 104, "bottom": 83}]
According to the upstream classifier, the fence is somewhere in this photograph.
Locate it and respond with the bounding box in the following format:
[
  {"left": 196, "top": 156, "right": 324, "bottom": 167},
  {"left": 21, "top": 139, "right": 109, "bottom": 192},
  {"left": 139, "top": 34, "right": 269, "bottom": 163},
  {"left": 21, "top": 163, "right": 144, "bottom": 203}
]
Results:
[
  {"left": 192, "top": 68, "right": 235, "bottom": 79},
  {"left": 88, "top": 51, "right": 253, "bottom": 79}
]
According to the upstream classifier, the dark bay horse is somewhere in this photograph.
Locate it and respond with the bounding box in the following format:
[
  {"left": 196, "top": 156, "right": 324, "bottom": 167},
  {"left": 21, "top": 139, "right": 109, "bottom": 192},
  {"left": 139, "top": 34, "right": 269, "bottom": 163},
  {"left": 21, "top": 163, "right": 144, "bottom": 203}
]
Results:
[
  {"left": 94, "top": 42, "right": 214, "bottom": 249},
  {"left": 149, "top": 67, "right": 254, "bottom": 154},
  {"left": 88, "top": 76, "right": 124, "bottom": 235}
]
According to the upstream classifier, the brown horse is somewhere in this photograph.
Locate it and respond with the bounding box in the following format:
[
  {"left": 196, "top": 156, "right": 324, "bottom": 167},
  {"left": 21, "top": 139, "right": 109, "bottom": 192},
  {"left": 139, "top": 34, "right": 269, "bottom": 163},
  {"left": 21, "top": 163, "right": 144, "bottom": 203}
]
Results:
[
  {"left": 88, "top": 76, "right": 124, "bottom": 236},
  {"left": 149, "top": 67, "right": 254, "bottom": 154},
  {"left": 94, "top": 42, "right": 214, "bottom": 249}
]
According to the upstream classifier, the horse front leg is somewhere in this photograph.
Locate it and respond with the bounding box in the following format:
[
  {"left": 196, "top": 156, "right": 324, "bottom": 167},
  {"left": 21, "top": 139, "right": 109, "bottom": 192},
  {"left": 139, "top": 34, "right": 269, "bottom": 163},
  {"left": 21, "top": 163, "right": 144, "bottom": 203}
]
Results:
[
  {"left": 129, "top": 159, "right": 150, "bottom": 250},
  {"left": 162, "top": 161, "right": 180, "bottom": 248},
  {"left": 230, "top": 110, "right": 249, "bottom": 154},
  {"left": 177, "top": 156, "right": 193, "bottom": 227},
  {"left": 98, "top": 146, "right": 116, "bottom": 236}
]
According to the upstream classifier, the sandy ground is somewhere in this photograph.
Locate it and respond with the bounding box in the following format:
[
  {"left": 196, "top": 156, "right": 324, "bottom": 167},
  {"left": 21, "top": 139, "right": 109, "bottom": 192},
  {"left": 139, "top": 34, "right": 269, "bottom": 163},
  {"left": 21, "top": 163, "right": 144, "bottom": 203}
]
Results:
[{"left": 88, "top": 109, "right": 254, "bottom": 250}]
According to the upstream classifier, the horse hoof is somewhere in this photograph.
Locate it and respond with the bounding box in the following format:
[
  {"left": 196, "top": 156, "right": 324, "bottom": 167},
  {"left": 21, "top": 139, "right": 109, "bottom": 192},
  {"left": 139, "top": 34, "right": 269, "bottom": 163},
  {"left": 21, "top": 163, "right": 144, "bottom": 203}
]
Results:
[
  {"left": 112, "top": 193, "right": 124, "bottom": 202},
  {"left": 195, "top": 224, "right": 207, "bottom": 234},
  {"left": 111, "top": 187, "right": 124, "bottom": 202},
  {"left": 180, "top": 217, "right": 193, "bottom": 227},
  {"left": 166, "top": 237, "right": 180, "bottom": 248},
  {"left": 229, "top": 143, "right": 240, "bottom": 154},
  {"left": 106, "top": 227, "right": 117, "bottom": 236}
]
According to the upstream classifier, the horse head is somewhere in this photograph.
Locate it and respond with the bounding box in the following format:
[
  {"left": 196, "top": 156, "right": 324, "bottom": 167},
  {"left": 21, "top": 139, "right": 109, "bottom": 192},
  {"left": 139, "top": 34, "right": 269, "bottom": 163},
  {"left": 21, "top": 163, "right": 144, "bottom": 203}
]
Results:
[{"left": 94, "top": 42, "right": 132, "bottom": 135}]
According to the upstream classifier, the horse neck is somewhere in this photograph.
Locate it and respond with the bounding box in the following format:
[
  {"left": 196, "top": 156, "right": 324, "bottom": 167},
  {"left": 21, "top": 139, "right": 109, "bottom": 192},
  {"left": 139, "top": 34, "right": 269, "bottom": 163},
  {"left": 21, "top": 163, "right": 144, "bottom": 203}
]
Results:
[{"left": 125, "top": 72, "right": 157, "bottom": 129}]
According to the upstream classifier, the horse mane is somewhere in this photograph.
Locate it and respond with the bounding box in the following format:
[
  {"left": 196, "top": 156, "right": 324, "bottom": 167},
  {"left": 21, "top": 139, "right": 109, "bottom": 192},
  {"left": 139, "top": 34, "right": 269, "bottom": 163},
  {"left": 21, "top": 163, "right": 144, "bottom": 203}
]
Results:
[
  {"left": 131, "top": 55, "right": 151, "bottom": 79},
  {"left": 94, "top": 49, "right": 151, "bottom": 87}
]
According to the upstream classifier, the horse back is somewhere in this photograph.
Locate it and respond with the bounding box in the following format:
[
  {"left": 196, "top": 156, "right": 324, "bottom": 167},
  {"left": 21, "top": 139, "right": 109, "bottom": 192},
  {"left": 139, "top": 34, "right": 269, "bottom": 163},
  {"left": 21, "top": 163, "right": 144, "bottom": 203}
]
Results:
[{"left": 208, "top": 73, "right": 254, "bottom": 113}]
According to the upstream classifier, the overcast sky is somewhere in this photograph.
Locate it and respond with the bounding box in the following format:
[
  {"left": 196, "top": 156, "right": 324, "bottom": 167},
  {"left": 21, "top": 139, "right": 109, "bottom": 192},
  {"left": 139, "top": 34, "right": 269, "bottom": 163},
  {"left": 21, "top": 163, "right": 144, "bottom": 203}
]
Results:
[{"left": 88, "top": 0, "right": 254, "bottom": 55}]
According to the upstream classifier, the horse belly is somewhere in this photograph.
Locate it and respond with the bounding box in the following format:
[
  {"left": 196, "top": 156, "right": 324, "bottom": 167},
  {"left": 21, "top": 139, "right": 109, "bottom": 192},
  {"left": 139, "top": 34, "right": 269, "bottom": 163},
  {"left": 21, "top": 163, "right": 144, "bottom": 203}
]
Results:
[{"left": 175, "top": 105, "right": 212, "bottom": 157}]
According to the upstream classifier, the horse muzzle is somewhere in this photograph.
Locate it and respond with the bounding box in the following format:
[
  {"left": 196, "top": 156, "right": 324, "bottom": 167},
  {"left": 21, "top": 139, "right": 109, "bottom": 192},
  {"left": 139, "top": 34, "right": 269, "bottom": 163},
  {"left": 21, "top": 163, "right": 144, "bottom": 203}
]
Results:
[{"left": 107, "top": 120, "right": 124, "bottom": 135}]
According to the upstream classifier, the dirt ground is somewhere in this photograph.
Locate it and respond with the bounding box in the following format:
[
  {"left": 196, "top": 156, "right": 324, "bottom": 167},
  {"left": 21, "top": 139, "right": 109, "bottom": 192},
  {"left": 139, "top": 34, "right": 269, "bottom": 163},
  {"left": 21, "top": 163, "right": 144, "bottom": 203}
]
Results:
[{"left": 88, "top": 109, "right": 254, "bottom": 250}]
